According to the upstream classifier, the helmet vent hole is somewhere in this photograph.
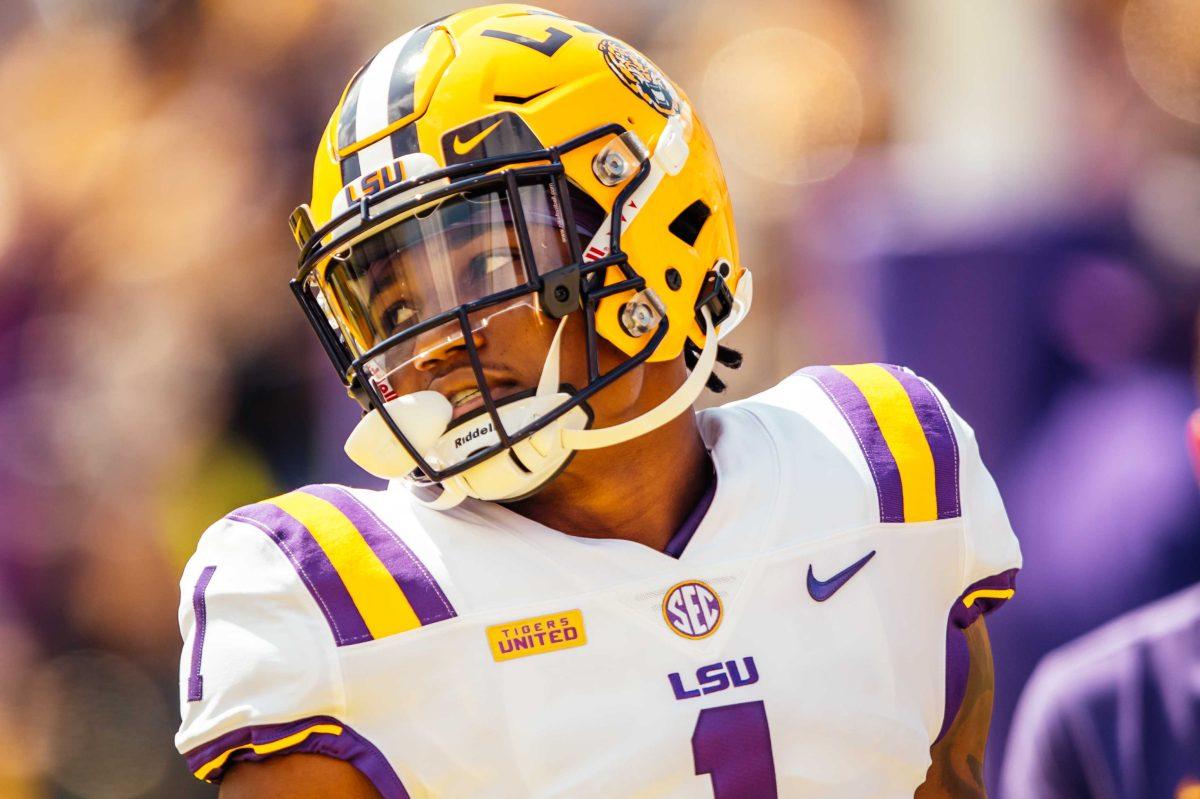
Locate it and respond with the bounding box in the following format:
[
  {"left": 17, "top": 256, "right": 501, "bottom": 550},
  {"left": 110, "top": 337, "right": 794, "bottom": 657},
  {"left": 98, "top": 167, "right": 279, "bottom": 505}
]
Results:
[
  {"left": 665, "top": 268, "right": 682, "bottom": 290},
  {"left": 668, "top": 200, "right": 712, "bottom": 247},
  {"left": 493, "top": 86, "right": 557, "bottom": 105}
]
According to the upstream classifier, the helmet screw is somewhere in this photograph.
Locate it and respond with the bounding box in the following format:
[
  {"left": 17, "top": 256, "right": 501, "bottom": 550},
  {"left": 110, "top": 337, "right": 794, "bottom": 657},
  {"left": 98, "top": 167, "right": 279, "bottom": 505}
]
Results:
[
  {"left": 618, "top": 289, "right": 665, "bottom": 337},
  {"left": 623, "top": 303, "right": 655, "bottom": 335},
  {"left": 593, "top": 151, "right": 629, "bottom": 185},
  {"left": 665, "top": 268, "right": 682, "bottom": 291},
  {"left": 593, "top": 132, "right": 648, "bottom": 186},
  {"left": 554, "top": 285, "right": 570, "bottom": 303}
]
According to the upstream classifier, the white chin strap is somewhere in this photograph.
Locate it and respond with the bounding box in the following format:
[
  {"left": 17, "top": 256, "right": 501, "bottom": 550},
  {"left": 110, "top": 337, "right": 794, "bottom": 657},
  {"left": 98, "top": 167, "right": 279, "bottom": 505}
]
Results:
[{"left": 343, "top": 306, "right": 720, "bottom": 509}]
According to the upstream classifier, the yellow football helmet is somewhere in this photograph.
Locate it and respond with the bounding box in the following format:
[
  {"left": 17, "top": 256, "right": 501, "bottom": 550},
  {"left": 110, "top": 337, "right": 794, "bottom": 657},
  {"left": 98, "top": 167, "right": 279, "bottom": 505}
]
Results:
[{"left": 290, "top": 4, "right": 751, "bottom": 505}]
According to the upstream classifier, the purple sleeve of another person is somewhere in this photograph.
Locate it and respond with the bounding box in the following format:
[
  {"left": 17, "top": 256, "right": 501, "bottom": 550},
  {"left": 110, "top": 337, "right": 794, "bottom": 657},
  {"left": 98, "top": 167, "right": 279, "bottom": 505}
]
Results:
[
  {"left": 1000, "top": 656, "right": 1095, "bottom": 798},
  {"left": 999, "top": 584, "right": 1200, "bottom": 798}
]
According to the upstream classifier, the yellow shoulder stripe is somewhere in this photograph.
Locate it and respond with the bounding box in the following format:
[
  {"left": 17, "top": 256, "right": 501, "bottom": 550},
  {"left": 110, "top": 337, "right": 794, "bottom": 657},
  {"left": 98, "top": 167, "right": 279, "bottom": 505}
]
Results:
[
  {"left": 833, "top": 364, "right": 939, "bottom": 522},
  {"left": 269, "top": 490, "right": 422, "bottom": 639}
]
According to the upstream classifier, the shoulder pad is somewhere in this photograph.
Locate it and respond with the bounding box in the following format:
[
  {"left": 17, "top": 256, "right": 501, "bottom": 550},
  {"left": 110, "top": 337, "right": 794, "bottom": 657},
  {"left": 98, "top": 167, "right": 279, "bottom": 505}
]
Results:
[
  {"left": 226, "top": 484, "right": 456, "bottom": 646},
  {"left": 798, "top": 364, "right": 960, "bottom": 524}
]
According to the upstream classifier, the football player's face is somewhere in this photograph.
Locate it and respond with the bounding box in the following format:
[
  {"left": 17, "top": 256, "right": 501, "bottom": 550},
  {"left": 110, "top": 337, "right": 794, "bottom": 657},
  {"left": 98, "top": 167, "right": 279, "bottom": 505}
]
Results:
[
  {"left": 383, "top": 222, "right": 553, "bottom": 420},
  {"left": 382, "top": 224, "right": 646, "bottom": 427},
  {"left": 360, "top": 214, "right": 528, "bottom": 349}
]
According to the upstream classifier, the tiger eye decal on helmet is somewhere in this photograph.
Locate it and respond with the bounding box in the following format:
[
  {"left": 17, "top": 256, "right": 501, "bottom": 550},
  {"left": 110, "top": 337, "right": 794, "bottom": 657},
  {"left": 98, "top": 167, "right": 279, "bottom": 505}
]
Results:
[{"left": 598, "top": 39, "right": 678, "bottom": 116}]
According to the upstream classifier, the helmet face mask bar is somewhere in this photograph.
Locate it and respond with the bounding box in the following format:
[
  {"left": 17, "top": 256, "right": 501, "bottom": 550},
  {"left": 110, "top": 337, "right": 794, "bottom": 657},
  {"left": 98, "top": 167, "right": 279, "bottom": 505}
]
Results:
[{"left": 291, "top": 122, "right": 671, "bottom": 489}]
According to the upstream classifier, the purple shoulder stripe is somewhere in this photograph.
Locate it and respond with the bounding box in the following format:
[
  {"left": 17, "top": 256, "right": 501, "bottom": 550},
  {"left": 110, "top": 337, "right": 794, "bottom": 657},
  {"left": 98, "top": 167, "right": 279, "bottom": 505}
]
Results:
[
  {"left": 879, "top": 365, "right": 961, "bottom": 519},
  {"left": 187, "top": 565, "right": 217, "bottom": 702},
  {"left": 300, "top": 485, "right": 456, "bottom": 626},
  {"left": 799, "top": 366, "right": 905, "bottom": 523},
  {"left": 185, "top": 715, "right": 410, "bottom": 799},
  {"left": 226, "top": 502, "right": 373, "bottom": 647}
]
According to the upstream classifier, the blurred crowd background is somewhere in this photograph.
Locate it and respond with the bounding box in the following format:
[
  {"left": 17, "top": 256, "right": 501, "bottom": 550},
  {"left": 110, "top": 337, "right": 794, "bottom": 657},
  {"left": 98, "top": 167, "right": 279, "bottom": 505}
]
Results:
[{"left": 2, "top": 0, "right": 1199, "bottom": 796}]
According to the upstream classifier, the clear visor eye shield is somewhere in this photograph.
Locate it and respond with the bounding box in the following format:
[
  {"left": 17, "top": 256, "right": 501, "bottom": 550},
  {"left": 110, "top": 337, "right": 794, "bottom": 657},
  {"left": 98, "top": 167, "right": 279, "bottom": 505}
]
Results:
[{"left": 291, "top": 120, "right": 740, "bottom": 508}]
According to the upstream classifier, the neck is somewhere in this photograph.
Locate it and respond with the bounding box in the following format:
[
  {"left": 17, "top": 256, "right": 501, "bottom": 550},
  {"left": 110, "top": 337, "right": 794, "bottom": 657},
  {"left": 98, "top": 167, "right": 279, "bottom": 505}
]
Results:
[{"left": 505, "top": 405, "right": 712, "bottom": 551}]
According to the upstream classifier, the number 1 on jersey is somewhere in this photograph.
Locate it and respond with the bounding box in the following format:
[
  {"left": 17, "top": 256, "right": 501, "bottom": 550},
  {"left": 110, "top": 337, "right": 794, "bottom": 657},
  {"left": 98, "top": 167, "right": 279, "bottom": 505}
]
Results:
[{"left": 692, "top": 701, "right": 778, "bottom": 798}]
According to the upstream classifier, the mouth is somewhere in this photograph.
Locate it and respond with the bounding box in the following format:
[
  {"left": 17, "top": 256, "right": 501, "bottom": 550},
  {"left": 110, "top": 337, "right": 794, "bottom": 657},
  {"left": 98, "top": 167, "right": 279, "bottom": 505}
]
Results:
[
  {"left": 448, "top": 386, "right": 493, "bottom": 420},
  {"left": 448, "top": 386, "right": 483, "bottom": 409},
  {"left": 430, "top": 369, "right": 522, "bottom": 421}
]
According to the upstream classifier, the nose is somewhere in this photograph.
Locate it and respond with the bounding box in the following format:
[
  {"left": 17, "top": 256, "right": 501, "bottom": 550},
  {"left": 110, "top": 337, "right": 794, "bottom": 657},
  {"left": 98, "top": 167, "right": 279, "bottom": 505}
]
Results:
[{"left": 412, "top": 326, "right": 487, "bottom": 372}]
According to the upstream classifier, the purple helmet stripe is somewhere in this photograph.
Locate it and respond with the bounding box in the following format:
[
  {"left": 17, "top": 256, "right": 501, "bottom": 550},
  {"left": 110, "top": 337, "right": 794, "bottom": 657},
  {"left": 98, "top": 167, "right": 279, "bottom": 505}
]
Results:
[
  {"left": 226, "top": 503, "right": 373, "bottom": 647},
  {"left": 185, "top": 715, "right": 410, "bottom": 798},
  {"left": 341, "top": 152, "right": 363, "bottom": 187},
  {"left": 879, "top": 365, "right": 962, "bottom": 519},
  {"left": 336, "top": 66, "right": 367, "bottom": 153},
  {"left": 801, "top": 366, "right": 905, "bottom": 523},
  {"left": 385, "top": 25, "right": 437, "bottom": 125},
  {"left": 299, "top": 485, "right": 457, "bottom": 626},
  {"left": 389, "top": 124, "right": 419, "bottom": 160}
]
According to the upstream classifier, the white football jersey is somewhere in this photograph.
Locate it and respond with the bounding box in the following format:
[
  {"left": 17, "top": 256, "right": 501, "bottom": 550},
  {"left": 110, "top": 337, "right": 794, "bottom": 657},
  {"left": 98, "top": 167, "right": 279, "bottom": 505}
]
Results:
[{"left": 175, "top": 364, "right": 1021, "bottom": 798}]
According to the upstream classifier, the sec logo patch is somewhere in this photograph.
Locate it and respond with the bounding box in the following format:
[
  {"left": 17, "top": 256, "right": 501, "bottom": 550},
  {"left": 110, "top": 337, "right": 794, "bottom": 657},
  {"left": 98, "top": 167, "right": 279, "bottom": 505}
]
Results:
[{"left": 662, "top": 580, "right": 723, "bottom": 639}]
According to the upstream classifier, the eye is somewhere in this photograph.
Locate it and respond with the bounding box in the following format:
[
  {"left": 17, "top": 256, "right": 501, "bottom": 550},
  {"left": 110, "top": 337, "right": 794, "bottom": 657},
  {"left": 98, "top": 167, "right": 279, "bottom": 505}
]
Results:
[
  {"left": 465, "top": 248, "right": 518, "bottom": 287},
  {"left": 482, "top": 251, "right": 515, "bottom": 275},
  {"left": 382, "top": 302, "right": 417, "bottom": 331}
]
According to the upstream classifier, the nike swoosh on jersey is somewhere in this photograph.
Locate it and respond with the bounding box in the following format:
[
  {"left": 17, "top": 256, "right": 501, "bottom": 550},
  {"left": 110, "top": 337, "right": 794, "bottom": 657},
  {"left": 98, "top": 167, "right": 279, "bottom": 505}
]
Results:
[
  {"left": 452, "top": 120, "right": 503, "bottom": 155},
  {"left": 806, "top": 550, "right": 876, "bottom": 602}
]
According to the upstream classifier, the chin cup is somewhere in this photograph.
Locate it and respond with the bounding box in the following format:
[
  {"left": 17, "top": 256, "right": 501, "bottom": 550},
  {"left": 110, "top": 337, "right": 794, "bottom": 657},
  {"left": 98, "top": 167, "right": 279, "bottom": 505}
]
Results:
[
  {"left": 434, "top": 392, "right": 590, "bottom": 503},
  {"left": 343, "top": 391, "right": 452, "bottom": 479},
  {"left": 343, "top": 390, "right": 590, "bottom": 501}
]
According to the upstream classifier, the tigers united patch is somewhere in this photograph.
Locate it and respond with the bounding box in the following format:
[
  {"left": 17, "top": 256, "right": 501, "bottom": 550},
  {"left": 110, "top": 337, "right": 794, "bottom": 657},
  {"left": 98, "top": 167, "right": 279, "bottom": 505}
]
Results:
[{"left": 486, "top": 610, "right": 587, "bottom": 662}]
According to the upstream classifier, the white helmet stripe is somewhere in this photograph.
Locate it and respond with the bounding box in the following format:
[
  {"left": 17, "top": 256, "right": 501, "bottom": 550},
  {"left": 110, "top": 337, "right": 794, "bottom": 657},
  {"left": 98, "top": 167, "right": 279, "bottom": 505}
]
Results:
[
  {"left": 353, "top": 138, "right": 395, "bottom": 183},
  {"left": 355, "top": 31, "right": 415, "bottom": 155},
  {"left": 338, "top": 22, "right": 437, "bottom": 184}
]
